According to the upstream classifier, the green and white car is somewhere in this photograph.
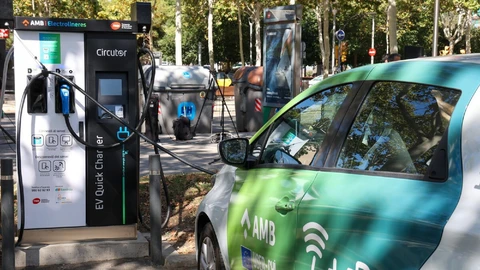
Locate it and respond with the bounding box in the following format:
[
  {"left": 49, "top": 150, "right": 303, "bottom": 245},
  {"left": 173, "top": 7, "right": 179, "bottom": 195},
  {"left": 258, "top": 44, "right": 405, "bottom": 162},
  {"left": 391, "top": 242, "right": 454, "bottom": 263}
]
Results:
[{"left": 195, "top": 54, "right": 480, "bottom": 269}]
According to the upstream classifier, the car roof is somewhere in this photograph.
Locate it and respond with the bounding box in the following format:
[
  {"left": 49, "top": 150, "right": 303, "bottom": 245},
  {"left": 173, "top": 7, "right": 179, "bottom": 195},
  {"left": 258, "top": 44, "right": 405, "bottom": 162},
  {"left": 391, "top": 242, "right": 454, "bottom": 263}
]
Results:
[
  {"left": 306, "top": 53, "right": 480, "bottom": 99},
  {"left": 251, "top": 54, "right": 480, "bottom": 143}
]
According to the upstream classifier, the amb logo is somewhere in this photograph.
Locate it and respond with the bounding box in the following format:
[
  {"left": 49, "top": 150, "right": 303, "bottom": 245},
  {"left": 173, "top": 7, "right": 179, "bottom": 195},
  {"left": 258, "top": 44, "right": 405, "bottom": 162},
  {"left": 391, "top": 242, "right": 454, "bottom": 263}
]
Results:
[
  {"left": 22, "top": 19, "right": 46, "bottom": 27},
  {"left": 241, "top": 208, "right": 276, "bottom": 246}
]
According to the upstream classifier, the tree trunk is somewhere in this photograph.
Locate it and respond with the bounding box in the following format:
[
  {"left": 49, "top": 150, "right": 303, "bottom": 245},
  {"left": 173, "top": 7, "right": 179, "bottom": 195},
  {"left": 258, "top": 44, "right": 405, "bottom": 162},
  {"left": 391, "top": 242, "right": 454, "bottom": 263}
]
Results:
[
  {"left": 466, "top": 11, "right": 472, "bottom": 54},
  {"left": 440, "top": 10, "right": 467, "bottom": 55},
  {"left": 449, "top": 40, "right": 455, "bottom": 55},
  {"left": 254, "top": 2, "right": 262, "bottom": 67},
  {"left": 386, "top": 5, "right": 390, "bottom": 55},
  {"left": 237, "top": 1, "right": 245, "bottom": 66},
  {"left": 208, "top": 0, "right": 215, "bottom": 70},
  {"left": 322, "top": 1, "right": 330, "bottom": 77},
  {"left": 388, "top": 0, "right": 398, "bottom": 54},
  {"left": 175, "top": 0, "right": 183, "bottom": 65},
  {"left": 315, "top": 1, "right": 329, "bottom": 78}
]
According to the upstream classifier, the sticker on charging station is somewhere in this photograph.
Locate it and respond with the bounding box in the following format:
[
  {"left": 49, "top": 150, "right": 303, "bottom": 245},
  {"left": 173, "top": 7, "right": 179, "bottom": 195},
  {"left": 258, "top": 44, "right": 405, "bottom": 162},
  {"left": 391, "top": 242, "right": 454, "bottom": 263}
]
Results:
[
  {"left": 115, "top": 105, "right": 124, "bottom": 118},
  {"left": 183, "top": 71, "right": 192, "bottom": 79},
  {"left": 32, "top": 134, "right": 44, "bottom": 146},
  {"left": 39, "top": 33, "right": 61, "bottom": 64},
  {"left": 178, "top": 102, "right": 196, "bottom": 121}
]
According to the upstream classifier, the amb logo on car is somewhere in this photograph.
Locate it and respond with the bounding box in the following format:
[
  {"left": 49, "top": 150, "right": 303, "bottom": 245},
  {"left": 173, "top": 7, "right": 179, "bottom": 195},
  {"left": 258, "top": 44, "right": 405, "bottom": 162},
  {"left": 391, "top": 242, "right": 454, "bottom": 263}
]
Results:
[{"left": 241, "top": 208, "right": 276, "bottom": 246}]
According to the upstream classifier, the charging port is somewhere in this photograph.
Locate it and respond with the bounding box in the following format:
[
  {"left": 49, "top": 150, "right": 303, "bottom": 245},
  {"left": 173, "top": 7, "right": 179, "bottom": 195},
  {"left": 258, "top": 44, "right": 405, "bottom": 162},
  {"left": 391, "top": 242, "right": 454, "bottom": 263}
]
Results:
[
  {"left": 27, "top": 75, "right": 48, "bottom": 114},
  {"left": 55, "top": 77, "right": 75, "bottom": 114}
]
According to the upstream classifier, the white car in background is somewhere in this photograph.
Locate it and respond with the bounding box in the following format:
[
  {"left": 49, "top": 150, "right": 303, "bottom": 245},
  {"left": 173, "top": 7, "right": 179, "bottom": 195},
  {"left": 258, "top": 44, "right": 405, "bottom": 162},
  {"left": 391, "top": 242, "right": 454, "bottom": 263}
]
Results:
[{"left": 308, "top": 74, "right": 332, "bottom": 87}]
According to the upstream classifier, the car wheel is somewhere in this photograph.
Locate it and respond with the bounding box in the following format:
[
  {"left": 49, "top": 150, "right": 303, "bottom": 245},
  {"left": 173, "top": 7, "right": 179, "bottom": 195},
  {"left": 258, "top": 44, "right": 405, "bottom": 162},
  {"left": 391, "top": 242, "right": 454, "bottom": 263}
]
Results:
[{"left": 198, "top": 222, "right": 225, "bottom": 270}]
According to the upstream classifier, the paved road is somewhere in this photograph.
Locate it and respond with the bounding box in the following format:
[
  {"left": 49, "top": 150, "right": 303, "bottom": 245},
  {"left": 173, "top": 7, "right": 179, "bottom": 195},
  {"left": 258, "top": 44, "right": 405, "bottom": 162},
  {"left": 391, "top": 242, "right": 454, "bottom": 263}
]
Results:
[{"left": 0, "top": 93, "right": 247, "bottom": 177}]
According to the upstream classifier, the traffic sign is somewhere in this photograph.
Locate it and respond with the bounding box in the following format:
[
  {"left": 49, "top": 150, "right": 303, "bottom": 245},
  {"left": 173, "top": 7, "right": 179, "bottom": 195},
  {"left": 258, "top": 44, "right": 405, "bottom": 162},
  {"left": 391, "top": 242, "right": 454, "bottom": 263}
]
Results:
[
  {"left": 368, "top": 48, "right": 376, "bottom": 57},
  {"left": 336, "top": 29, "right": 345, "bottom": 41},
  {"left": 0, "top": 29, "right": 9, "bottom": 39}
]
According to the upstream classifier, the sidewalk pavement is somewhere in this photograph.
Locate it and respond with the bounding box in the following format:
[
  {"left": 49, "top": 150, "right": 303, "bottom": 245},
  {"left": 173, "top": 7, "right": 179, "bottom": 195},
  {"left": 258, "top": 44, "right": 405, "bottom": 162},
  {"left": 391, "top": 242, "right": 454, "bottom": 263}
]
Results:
[
  {"left": 0, "top": 93, "right": 254, "bottom": 269},
  {"left": 23, "top": 233, "right": 198, "bottom": 270}
]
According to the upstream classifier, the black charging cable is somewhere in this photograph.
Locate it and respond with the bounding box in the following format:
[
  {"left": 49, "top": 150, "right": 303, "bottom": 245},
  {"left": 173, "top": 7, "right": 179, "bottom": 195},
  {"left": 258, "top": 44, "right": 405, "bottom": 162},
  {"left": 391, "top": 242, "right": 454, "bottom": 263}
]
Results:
[
  {"left": 15, "top": 70, "right": 50, "bottom": 246},
  {"left": 15, "top": 63, "right": 216, "bottom": 245},
  {"left": 58, "top": 47, "right": 173, "bottom": 230},
  {"left": 136, "top": 47, "right": 172, "bottom": 229},
  {"left": 54, "top": 71, "right": 215, "bottom": 174}
]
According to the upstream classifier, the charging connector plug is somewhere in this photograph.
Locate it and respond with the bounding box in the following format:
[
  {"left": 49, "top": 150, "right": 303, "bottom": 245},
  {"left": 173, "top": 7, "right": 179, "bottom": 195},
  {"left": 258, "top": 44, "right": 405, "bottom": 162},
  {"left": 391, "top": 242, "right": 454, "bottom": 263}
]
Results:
[{"left": 60, "top": 84, "right": 70, "bottom": 116}]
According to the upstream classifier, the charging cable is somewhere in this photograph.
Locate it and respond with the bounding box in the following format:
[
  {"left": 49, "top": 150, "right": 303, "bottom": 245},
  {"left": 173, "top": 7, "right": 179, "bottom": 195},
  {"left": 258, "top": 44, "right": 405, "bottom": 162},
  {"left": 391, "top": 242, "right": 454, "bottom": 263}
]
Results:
[
  {"left": 0, "top": 46, "right": 16, "bottom": 144},
  {"left": 15, "top": 71, "right": 48, "bottom": 246},
  {"left": 15, "top": 48, "right": 219, "bottom": 246}
]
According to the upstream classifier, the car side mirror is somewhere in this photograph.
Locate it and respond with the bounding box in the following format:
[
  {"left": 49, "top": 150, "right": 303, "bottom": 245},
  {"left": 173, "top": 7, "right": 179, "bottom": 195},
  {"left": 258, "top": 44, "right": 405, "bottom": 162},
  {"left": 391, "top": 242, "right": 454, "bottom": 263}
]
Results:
[{"left": 218, "top": 138, "right": 249, "bottom": 167}]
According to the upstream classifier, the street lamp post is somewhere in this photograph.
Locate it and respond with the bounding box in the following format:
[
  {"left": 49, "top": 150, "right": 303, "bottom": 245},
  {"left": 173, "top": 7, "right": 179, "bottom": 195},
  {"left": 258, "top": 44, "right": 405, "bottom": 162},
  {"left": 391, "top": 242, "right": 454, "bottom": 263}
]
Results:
[
  {"left": 198, "top": 42, "right": 202, "bottom": 65},
  {"left": 249, "top": 18, "right": 253, "bottom": 65},
  {"left": 432, "top": 0, "right": 440, "bottom": 56},
  {"left": 369, "top": 12, "right": 376, "bottom": 64}
]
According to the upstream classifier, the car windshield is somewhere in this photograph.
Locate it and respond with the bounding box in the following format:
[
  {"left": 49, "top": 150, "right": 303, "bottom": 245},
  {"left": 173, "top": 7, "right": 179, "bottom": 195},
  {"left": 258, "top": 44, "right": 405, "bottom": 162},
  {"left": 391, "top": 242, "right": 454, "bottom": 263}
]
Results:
[{"left": 217, "top": 72, "right": 229, "bottom": 79}]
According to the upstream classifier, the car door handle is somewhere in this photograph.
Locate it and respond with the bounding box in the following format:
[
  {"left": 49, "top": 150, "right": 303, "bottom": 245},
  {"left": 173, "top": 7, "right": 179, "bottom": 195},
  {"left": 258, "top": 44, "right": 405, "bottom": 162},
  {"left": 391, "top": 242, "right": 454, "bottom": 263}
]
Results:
[{"left": 275, "top": 197, "right": 295, "bottom": 215}]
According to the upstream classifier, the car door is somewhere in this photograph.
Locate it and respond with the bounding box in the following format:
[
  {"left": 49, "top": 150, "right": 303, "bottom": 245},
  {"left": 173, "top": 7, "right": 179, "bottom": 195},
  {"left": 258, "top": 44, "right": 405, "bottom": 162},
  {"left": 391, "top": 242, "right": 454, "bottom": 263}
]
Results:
[
  {"left": 226, "top": 83, "right": 355, "bottom": 269},
  {"left": 294, "top": 81, "right": 463, "bottom": 269}
]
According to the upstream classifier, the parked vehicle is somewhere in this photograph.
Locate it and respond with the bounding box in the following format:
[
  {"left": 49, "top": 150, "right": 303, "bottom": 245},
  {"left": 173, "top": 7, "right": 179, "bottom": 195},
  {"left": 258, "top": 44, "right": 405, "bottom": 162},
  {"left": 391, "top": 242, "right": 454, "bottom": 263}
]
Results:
[
  {"left": 195, "top": 54, "right": 480, "bottom": 269},
  {"left": 216, "top": 72, "right": 233, "bottom": 87},
  {"left": 308, "top": 74, "right": 334, "bottom": 87}
]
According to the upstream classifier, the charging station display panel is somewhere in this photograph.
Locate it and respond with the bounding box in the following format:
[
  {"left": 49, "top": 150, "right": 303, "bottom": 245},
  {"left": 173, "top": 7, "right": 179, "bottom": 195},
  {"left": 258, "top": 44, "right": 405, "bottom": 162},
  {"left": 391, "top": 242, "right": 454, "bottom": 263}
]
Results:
[
  {"left": 85, "top": 32, "right": 138, "bottom": 227},
  {"left": 97, "top": 73, "right": 127, "bottom": 119},
  {"left": 14, "top": 31, "right": 87, "bottom": 229}
]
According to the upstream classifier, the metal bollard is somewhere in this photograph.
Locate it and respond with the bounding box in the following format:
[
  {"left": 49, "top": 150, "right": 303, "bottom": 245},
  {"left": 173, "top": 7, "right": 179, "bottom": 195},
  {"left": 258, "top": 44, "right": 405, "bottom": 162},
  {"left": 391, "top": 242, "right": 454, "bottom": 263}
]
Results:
[
  {"left": 1, "top": 159, "right": 15, "bottom": 269},
  {"left": 149, "top": 154, "right": 165, "bottom": 265}
]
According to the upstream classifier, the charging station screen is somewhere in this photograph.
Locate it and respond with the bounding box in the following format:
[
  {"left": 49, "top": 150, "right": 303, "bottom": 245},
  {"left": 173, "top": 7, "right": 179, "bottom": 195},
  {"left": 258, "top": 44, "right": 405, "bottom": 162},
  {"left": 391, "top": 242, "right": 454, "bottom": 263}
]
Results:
[
  {"left": 96, "top": 73, "right": 127, "bottom": 119},
  {"left": 99, "top": 78, "right": 123, "bottom": 96}
]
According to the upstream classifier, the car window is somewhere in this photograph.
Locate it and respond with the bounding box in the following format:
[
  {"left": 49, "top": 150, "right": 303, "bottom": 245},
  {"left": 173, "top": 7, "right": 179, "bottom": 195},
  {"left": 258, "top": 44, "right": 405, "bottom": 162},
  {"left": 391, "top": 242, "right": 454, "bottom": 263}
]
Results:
[
  {"left": 336, "top": 82, "right": 461, "bottom": 175},
  {"left": 250, "top": 84, "right": 352, "bottom": 166}
]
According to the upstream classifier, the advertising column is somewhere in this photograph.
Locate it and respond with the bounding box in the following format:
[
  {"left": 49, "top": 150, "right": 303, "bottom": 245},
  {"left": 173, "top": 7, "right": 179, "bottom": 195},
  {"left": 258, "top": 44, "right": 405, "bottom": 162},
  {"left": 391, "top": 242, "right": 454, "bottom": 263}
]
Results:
[{"left": 262, "top": 5, "right": 302, "bottom": 117}]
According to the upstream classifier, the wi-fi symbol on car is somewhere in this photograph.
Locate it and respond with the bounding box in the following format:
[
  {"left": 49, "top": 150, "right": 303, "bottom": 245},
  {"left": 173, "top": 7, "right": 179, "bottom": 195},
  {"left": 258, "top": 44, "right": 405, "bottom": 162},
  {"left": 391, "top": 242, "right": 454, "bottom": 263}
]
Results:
[{"left": 303, "top": 222, "right": 329, "bottom": 269}]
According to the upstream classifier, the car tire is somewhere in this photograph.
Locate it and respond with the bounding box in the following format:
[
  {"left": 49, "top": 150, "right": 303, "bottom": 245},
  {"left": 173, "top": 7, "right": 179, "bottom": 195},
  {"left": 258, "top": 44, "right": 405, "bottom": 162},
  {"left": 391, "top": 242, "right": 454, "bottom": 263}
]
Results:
[{"left": 198, "top": 222, "right": 225, "bottom": 270}]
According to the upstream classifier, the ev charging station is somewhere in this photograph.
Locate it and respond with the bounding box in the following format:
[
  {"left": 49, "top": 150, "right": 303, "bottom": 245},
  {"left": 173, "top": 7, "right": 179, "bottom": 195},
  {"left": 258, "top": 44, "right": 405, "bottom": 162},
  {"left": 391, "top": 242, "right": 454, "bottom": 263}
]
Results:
[{"left": 14, "top": 14, "right": 142, "bottom": 243}]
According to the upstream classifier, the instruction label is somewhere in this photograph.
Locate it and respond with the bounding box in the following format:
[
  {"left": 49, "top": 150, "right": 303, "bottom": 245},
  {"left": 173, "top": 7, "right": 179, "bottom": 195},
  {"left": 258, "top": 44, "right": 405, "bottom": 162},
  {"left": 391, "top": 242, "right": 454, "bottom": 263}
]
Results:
[{"left": 39, "top": 33, "right": 61, "bottom": 64}]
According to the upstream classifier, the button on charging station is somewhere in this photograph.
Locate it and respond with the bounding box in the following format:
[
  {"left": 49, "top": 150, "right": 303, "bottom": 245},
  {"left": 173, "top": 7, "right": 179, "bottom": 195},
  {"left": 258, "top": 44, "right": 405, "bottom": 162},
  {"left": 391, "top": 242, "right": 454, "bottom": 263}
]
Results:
[
  {"left": 27, "top": 75, "right": 48, "bottom": 114},
  {"left": 55, "top": 77, "right": 75, "bottom": 114}
]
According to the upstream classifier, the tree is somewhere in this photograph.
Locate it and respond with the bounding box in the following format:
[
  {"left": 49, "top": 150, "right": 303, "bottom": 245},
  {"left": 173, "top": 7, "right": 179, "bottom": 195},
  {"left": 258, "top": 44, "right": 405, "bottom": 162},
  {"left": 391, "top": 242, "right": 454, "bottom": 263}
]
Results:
[
  {"left": 15, "top": 0, "right": 100, "bottom": 19},
  {"left": 175, "top": 0, "right": 183, "bottom": 65},
  {"left": 437, "top": 0, "right": 480, "bottom": 55},
  {"left": 236, "top": 0, "right": 245, "bottom": 66},
  {"left": 465, "top": 11, "right": 472, "bottom": 54},
  {"left": 457, "top": 1, "right": 480, "bottom": 54},
  {"left": 439, "top": 9, "right": 468, "bottom": 55},
  {"left": 207, "top": 0, "right": 214, "bottom": 69},
  {"left": 242, "top": 2, "right": 264, "bottom": 66},
  {"left": 313, "top": 0, "right": 330, "bottom": 77},
  {"left": 387, "top": 0, "right": 398, "bottom": 54}
]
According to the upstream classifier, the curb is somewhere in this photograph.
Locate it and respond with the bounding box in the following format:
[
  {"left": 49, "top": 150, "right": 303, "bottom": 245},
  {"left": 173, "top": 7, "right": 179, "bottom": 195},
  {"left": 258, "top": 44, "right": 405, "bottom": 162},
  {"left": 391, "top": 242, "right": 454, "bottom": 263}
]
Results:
[
  {"left": 163, "top": 252, "right": 197, "bottom": 269},
  {"left": 144, "top": 233, "right": 197, "bottom": 269}
]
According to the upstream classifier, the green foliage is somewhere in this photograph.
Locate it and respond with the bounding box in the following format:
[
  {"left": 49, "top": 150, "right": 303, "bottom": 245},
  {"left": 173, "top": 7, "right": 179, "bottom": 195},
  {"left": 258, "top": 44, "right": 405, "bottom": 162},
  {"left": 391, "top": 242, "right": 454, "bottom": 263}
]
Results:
[
  {"left": 10, "top": 0, "right": 480, "bottom": 67},
  {"left": 14, "top": 0, "right": 100, "bottom": 18},
  {"left": 97, "top": 0, "right": 136, "bottom": 20},
  {"left": 301, "top": 9, "right": 321, "bottom": 66}
]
